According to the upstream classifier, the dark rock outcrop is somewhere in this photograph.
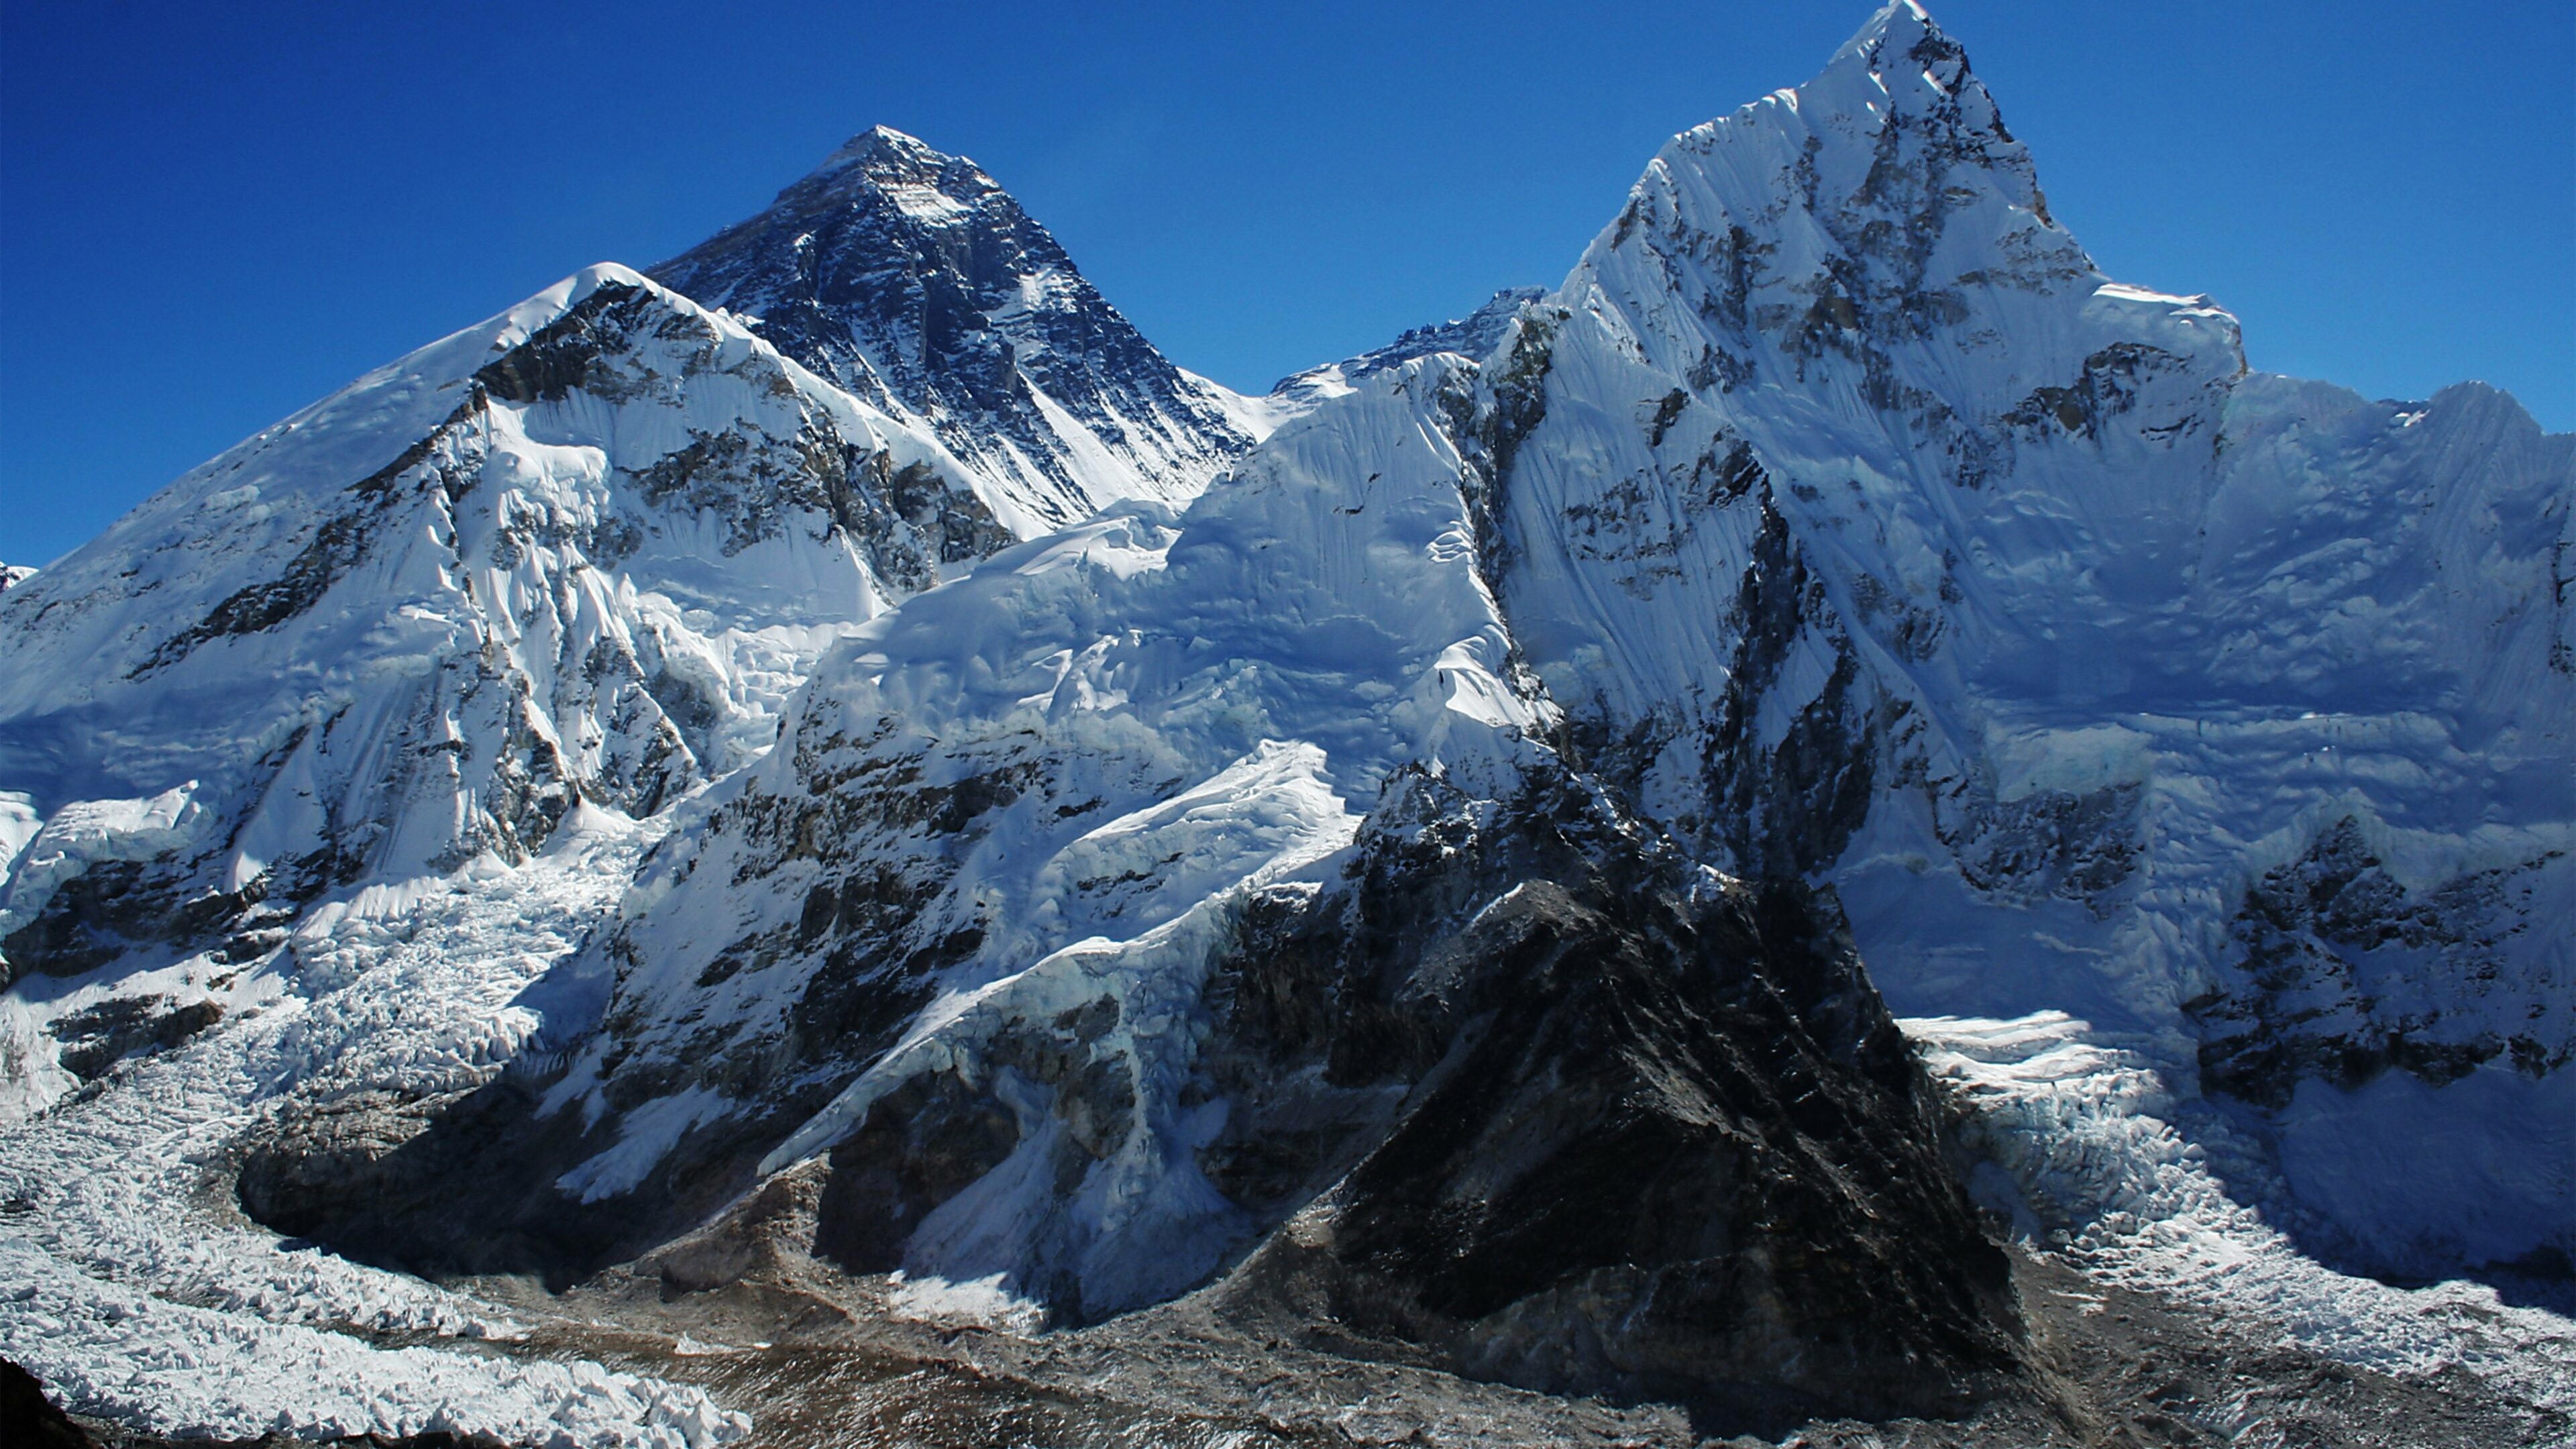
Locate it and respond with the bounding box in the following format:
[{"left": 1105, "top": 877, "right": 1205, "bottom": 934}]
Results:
[{"left": 1191, "top": 769, "right": 2023, "bottom": 1434}]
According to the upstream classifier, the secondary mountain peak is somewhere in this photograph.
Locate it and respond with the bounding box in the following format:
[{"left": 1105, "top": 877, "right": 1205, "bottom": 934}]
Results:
[{"left": 1266, "top": 284, "right": 1547, "bottom": 413}]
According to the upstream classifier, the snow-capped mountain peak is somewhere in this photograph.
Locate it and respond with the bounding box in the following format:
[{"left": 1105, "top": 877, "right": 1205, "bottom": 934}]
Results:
[
  {"left": 1493, "top": 0, "right": 2571, "bottom": 1281},
  {"left": 812, "top": 123, "right": 948, "bottom": 175},
  {"left": 651, "top": 128, "right": 1264, "bottom": 531}
]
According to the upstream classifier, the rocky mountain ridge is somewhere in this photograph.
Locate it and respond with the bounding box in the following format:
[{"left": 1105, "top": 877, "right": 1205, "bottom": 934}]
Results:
[{"left": 1265, "top": 285, "right": 1546, "bottom": 415}]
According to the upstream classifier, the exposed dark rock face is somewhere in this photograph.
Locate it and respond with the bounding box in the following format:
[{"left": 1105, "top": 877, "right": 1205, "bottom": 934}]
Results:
[
  {"left": 651, "top": 127, "right": 1252, "bottom": 525},
  {"left": 1190, "top": 769, "right": 2022, "bottom": 1434},
  {"left": 234, "top": 1054, "right": 860, "bottom": 1291},
  {"left": 2, "top": 859, "right": 260, "bottom": 987},
  {"left": 2188, "top": 816, "right": 2569, "bottom": 1108},
  {"left": 51, "top": 994, "right": 223, "bottom": 1079}
]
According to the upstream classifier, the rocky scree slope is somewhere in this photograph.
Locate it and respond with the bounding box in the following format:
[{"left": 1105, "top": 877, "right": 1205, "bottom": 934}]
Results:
[{"left": 651, "top": 126, "right": 1275, "bottom": 534}]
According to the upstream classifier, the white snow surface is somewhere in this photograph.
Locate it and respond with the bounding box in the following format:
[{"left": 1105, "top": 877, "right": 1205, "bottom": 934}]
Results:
[{"left": 0, "top": 804, "right": 749, "bottom": 1444}]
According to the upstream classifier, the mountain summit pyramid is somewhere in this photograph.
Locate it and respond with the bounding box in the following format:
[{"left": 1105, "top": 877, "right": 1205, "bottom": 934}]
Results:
[{"left": 651, "top": 125, "right": 1271, "bottom": 533}]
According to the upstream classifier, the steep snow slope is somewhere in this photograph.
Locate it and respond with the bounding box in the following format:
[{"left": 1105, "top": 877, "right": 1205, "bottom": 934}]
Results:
[
  {"left": 653, "top": 127, "right": 1268, "bottom": 531},
  {"left": 0, "top": 265, "right": 1012, "bottom": 1069},
  {"left": 1477, "top": 0, "right": 2573, "bottom": 1275}
]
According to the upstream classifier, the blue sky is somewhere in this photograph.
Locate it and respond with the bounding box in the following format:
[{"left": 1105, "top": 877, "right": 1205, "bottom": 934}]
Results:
[{"left": 4, "top": 1, "right": 2569, "bottom": 566}]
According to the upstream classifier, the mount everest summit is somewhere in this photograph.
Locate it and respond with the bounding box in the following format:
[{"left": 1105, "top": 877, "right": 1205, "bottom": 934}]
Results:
[{"left": 2, "top": 5, "right": 2570, "bottom": 1446}]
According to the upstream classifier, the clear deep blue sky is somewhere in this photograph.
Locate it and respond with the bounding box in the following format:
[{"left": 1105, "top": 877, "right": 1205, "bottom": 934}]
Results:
[{"left": 3, "top": 1, "right": 2569, "bottom": 566}]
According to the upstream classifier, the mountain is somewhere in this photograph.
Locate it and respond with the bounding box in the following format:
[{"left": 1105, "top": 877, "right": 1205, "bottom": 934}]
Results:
[
  {"left": 1496, "top": 0, "right": 2573, "bottom": 1280},
  {"left": 3, "top": 3, "right": 2571, "bottom": 1446},
  {"left": 217, "top": 0, "right": 2573, "bottom": 1427},
  {"left": 236, "top": 358, "right": 2023, "bottom": 1428},
  {"left": 0, "top": 266, "right": 1022, "bottom": 1004},
  {"left": 651, "top": 127, "right": 1275, "bottom": 533}
]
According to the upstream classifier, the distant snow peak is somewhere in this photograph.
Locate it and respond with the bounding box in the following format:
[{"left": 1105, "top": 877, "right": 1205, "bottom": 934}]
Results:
[{"left": 651, "top": 127, "right": 1260, "bottom": 531}]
